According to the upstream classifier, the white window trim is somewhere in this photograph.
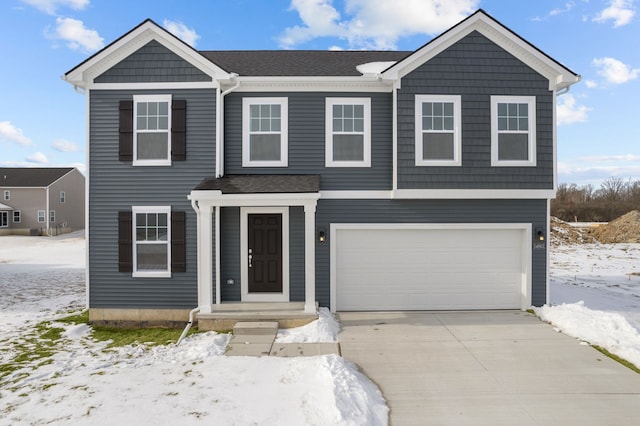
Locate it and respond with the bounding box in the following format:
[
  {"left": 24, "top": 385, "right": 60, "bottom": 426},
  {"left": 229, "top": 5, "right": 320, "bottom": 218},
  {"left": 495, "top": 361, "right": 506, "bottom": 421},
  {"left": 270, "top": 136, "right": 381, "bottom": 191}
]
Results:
[
  {"left": 3, "top": 190, "right": 9, "bottom": 201},
  {"left": 0, "top": 211, "right": 7, "bottom": 228},
  {"left": 37, "top": 210, "right": 45, "bottom": 223},
  {"left": 60, "top": 191, "right": 66, "bottom": 203},
  {"left": 13, "top": 210, "right": 21, "bottom": 223},
  {"left": 240, "top": 206, "right": 290, "bottom": 302},
  {"left": 491, "top": 95, "right": 536, "bottom": 167},
  {"left": 242, "top": 97, "right": 288, "bottom": 167},
  {"left": 50, "top": 210, "right": 56, "bottom": 223},
  {"left": 132, "top": 205, "right": 172, "bottom": 278},
  {"left": 415, "top": 95, "right": 462, "bottom": 166},
  {"left": 325, "top": 97, "right": 371, "bottom": 167},
  {"left": 133, "top": 94, "right": 172, "bottom": 167}
]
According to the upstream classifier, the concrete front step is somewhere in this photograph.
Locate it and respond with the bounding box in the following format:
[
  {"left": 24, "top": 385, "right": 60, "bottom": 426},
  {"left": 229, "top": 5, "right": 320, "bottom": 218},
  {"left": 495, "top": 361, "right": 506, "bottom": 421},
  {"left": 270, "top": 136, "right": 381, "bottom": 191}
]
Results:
[{"left": 233, "top": 321, "right": 279, "bottom": 336}]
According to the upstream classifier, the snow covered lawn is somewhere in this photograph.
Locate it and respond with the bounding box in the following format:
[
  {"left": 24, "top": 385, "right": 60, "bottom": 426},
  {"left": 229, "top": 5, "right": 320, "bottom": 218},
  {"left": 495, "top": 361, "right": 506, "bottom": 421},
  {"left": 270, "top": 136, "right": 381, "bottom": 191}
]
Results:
[
  {"left": 0, "top": 233, "right": 387, "bottom": 425},
  {"left": 539, "top": 242, "right": 640, "bottom": 371}
]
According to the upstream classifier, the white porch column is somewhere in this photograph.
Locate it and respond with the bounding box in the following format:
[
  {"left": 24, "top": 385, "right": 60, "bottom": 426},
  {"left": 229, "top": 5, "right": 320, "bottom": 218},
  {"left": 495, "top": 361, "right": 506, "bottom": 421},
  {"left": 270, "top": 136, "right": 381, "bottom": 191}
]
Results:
[
  {"left": 303, "top": 201, "right": 317, "bottom": 313},
  {"left": 198, "top": 203, "right": 213, "bottom": 314}
]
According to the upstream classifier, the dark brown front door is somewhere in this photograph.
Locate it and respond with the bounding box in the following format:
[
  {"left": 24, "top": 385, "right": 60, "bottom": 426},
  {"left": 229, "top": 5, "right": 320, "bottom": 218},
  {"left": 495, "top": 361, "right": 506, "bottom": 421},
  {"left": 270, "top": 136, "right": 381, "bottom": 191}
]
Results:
[{"left": 248, "top": 214, "right": 283, "bottom": 293}]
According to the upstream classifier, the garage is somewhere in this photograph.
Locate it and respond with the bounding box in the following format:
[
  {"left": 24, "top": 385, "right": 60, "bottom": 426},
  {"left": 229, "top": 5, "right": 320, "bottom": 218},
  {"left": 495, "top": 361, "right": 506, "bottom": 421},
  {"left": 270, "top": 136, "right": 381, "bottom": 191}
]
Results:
[{"left": 331, "top": 224, "right": 530, "bottom": 311}]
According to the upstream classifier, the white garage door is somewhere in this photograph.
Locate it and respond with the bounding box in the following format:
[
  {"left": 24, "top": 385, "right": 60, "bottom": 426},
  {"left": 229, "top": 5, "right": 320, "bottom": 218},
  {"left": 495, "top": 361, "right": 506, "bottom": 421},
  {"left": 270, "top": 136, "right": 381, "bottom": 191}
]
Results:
[{"left": 333, "top": 225, "right": 527, "bottom": 311}]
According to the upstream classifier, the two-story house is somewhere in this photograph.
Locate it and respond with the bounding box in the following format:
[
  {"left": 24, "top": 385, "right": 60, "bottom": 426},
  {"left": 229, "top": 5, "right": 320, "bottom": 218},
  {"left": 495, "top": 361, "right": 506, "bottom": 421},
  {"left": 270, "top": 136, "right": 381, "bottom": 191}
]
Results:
[
  {"left": 0, "top": 167, "right": 85, "bottom": 236},
  {"left": 64, "top": 10, "right": 579, "bottom": 329}
]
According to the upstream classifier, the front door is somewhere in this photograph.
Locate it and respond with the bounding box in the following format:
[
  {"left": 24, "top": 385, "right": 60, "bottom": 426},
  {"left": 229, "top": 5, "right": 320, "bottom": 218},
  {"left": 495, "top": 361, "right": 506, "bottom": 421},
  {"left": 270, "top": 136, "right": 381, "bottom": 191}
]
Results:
[{"left": 248, "top": 214, "right": 283, "bottom": 293}]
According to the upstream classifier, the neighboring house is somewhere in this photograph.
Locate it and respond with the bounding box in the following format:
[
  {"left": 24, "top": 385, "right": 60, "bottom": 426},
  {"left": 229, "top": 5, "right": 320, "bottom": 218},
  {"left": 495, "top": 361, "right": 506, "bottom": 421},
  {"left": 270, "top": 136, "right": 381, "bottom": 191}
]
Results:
[
  {"left": 0, "top": 168, "right": 85, "bottom": 236},
  {"left": 63, "top": 10, "right": 580, "bottom": 328}
]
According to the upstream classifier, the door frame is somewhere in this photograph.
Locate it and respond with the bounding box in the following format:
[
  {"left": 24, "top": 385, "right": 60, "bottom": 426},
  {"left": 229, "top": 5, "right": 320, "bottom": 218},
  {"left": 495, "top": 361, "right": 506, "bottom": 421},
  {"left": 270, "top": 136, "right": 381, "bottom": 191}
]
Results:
[
  {"left": 240, "top": 206, "right": 289, "bottom": 302},
  {"left": 329, "top": 222, "right": 532, "bottom": 312}
]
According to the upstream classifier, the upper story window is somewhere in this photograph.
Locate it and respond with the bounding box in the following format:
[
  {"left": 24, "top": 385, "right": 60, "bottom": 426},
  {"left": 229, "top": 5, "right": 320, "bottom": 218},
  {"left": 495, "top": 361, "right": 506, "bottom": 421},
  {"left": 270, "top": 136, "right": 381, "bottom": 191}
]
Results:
[
  {"left": 415, "top": 95, "right": 462, "bottom": 166},
  {"left": 3, "top": 190, "right": 9, "bottom": 201},
  {"left": 325, "top": 98, "right": 371, "bottom": 167},
  {"left": 242, "top": 97, "right": 288, "bottom": 167},
  {"left": 133, "top": 95, "right": 172, "bottom": 166},
  {"left": 491, "top": 96, "right": 536, "bottom": 166},
  {"left": 132, "top": 206, "right": 171, "bottom": 277},
  {"left": 60, "top": 191, "right": 66, "bottom": 203}
]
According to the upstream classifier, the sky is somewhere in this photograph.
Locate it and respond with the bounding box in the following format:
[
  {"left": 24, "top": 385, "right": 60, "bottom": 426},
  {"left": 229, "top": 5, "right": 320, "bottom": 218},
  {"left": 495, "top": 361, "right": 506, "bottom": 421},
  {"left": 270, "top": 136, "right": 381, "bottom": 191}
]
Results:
[{"left": 0, "top": 0, "right": 638, "bottom": 187}]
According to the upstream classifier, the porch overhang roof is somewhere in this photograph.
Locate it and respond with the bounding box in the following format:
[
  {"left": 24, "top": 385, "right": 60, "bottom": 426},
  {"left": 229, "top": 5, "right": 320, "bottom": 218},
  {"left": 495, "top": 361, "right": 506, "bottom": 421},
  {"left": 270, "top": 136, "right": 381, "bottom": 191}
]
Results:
[
  {"left": 0, "top": 203, "right": 13, "bottom": 210},
  {"left": 193, "top": 174, "right": 320, "bottom": 194}
]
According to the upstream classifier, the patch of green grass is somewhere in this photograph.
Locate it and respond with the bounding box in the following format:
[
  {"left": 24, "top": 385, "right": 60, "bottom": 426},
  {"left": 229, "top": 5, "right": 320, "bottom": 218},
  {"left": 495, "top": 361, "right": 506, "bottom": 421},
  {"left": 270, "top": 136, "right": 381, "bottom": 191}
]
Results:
[
  {"left": 592, "top": 345, "right": 640, "bottom": 374},
  {"left": 90, "top": 325, "right": 200, "bottom": 348},
  {"left": 57, "top": 311, "right": 89, "bottom": 325}
]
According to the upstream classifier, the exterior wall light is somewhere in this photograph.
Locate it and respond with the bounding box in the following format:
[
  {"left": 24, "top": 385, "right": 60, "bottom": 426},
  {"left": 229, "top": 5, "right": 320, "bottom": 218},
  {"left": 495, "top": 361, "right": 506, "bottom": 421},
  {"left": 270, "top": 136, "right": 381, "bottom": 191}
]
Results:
[
  {"left": 536, "top": 228, "right": 545, "bottom": 241},
  {"left": 318, "top": 229, "right": 326, "bottom": 243}
]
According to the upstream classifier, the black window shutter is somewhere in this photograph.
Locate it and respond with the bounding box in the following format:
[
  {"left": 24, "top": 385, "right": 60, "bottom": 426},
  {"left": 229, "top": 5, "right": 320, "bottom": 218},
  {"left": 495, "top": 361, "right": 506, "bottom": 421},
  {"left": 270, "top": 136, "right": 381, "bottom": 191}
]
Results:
[
  {"left": 118, "top": 211, "right": 133, "bottom": 272},
  {"left": 172, "top": 100, "right": 186, "bottom": 161},
  {"left": 171, "top": 211, "right": 186, "bottom": 272},
  {"left": 119, "top": 100, "right": 134, "bottom": 161}
]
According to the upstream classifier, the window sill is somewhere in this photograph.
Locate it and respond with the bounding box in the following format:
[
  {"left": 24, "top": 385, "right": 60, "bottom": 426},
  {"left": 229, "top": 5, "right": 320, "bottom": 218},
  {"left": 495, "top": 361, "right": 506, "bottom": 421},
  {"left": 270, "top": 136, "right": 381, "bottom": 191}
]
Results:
[
  {"left": 325, "top": 162, "right": 371, "bottom": 168},
  {"left": 491, "top": 160, "right": 537, "bottom": 167},
  {"left": 415, "top": 159, "right": 462, "bottom": 167},
  {"left": 132, "top": 160, "right": 172, "bottom": 167},
  {"left": 132, "top": 271, "right": 172, "bottom": 278}
]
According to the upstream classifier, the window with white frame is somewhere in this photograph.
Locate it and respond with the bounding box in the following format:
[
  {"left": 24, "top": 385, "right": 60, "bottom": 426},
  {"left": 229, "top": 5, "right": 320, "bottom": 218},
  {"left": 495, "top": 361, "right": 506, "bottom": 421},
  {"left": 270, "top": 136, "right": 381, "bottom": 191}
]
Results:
[
  {"left": 325, "top": 98, "right": 371, "bottom": 167},
  {"left": 134, "top": 95, "right": 172, "bottom": 166},
  {"left": 50, "top": 210, "right": 55, "bottom": 223},
  {"left": 37, "top": 210, "right": 45, "bottom": 223},
  {"left": 0, "top": 211, "right": 7, "bottom": 227},
  {"left": 491, "top": 96, "right": 536, "bottom": 166},
  {"left": 13, "top": 210, "right": 20, "bottom": 223},
  {"left": 242, "top": 97, "right": 288, "bottom": 167},
  {"left": 415, "top": 95, "right": 462, "bottom": 166},
  {"left": 3, "top": 190, "right": 9, "bottom": 201},
  {"left": 60, "top": 191, "right": 66, "bottom": 203},
  {"left": 133, "top": 206, "right": 171, "bottom": 277}
]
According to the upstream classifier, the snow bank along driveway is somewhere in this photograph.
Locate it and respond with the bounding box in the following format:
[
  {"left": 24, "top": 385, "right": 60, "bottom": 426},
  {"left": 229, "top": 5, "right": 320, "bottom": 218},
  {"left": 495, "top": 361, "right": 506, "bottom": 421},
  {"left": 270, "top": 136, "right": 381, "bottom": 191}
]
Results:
[{"left": 0, "top": 234, "right": 387, "bottom": 425}]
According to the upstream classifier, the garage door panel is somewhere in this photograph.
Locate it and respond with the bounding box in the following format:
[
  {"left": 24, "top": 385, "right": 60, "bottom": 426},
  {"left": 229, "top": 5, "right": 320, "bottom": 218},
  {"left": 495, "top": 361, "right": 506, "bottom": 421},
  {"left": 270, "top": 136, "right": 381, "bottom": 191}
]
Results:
[{"left": 335, "top": 227, "right": 525, "bottom": 311}]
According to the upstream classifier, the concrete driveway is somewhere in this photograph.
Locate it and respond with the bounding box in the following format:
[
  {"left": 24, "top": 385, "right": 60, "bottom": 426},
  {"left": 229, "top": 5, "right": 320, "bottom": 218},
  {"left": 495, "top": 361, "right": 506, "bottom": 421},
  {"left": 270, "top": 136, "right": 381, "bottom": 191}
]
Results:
[{"left": 337, "top": 311, "right": 640, "bottom": 426}]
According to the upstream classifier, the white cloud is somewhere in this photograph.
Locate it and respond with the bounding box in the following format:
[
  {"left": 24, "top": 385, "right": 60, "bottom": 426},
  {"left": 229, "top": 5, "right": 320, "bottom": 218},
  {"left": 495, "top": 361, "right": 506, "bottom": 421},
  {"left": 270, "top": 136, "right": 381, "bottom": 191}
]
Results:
[
  {"left": 280, "top": 0, "right": 479, "bottom": 49},
  {"left": 51, "top": 17, "right": 104, "bottom": 53},
  {"left": 557, "top": 94, "right": 591, "bottom": 125},
  {"left": 593, "top": 57, "right": 639, "bottom": 84},
  {"left": 0, "top": 121, "right": 31, "bottom": 145},
  {"left": 163, "top": 19, "right": 200, "bottom": 47},
  {"left": 52, "top": 139, "right": 81, "bottom": 152},
  {"left": 26, "top": 152, "right": 49, "bottom": 164},
  {"left": 21, "top": 0, "right": 88, "bottom": 15},
  {"left": 585, "top": 79, "right": 598, "bottom": 88},
  {"left": 578, "top": 154, "right": 640, "bottom": 162},
  {"left": 593, "top": 0, "right": 635, "bottom": 27},
  {"left": 550, "top": 1, "right": 576, "bottom": 16}
]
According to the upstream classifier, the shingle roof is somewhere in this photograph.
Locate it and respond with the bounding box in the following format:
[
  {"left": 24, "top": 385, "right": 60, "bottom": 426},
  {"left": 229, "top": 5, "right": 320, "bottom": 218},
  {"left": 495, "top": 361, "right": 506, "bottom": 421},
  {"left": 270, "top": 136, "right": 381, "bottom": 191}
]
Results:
[
  {"left": 0, "top": 168, "right": 75, "bottom": 187},
  {"left": 194, "top": 175, "right": 320, "bottom": 193},
  {"left": 199, "top": 50, "right": 411, "bottom": 76}
]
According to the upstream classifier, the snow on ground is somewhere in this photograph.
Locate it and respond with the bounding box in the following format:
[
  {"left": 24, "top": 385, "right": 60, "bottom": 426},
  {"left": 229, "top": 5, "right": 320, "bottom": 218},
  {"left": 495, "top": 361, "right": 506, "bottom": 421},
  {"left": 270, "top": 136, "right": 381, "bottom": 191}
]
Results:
[
  {"left": 0, "top": 233, "right": 387, "bottom": 426},
  {"left": 539, "top": 242, "right": 640, "bottom": 370}
]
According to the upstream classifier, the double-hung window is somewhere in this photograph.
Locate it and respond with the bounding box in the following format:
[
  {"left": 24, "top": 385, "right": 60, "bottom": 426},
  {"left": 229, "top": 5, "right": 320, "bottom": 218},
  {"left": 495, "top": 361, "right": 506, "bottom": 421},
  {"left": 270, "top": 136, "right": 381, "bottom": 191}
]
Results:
[
  {"left": 3, "top": 190, "right": 9, "bottom": 201},
  {"left": 50, "top": 210, "right": 55, "bottom": 223},
  {"left": 242, "top": 97, "right": 288, "bottom": 167},
  {"left": 415, "top": 95, "right": 462, "bottom": 166},
  {"left": 132, "top": 206, "right": 171, "bottom": 277},
  {"left": 133, "top": 95, "right": 172, "bottom": 166},
  {"left": 326, "top": 98, "right": 371, "bottom": 167},
  {"left": 491, "top": 96, "right": 536, "bottom": 166},
  {"left": 37, "top": 210, "right": 45, "bottom": 223},
  {"left": 60, "top": 191, "right": 66, "bottom": 203},
  {"left": 13, "top": 210, "right": 20, "bottom": 223}
]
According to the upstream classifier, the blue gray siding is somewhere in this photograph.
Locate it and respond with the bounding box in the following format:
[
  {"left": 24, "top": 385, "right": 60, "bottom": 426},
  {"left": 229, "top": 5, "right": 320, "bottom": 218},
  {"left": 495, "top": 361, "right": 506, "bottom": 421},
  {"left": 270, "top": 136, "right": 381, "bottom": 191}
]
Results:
[
  {"left": 397, "top": 31, "right": 553, "bottom": 189},
  {"left": 95, "top": 40, "right": 211, "bottom": 83},
  {"left": 315, "top": 198, "right": 548, "bottom": 307},
  {"left": 224, "top": 92, "right": 393, "bottom": 190},
  {"left": 88, "top": 88, "right": 216, "bottom": 308}
]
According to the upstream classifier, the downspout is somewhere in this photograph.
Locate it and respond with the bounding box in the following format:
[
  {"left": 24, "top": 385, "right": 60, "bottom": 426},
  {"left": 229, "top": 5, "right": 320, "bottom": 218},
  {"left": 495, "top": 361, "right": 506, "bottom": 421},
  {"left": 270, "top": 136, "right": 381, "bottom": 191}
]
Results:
[
  {"left": 177, "top": 307, "right": 200, "bottom": 346},
  {"left": 216, "top": 73, "right": 240, "bottom": 178},
  {"left": 45, "top": 186, "right": 50, "bottom": 236}
]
